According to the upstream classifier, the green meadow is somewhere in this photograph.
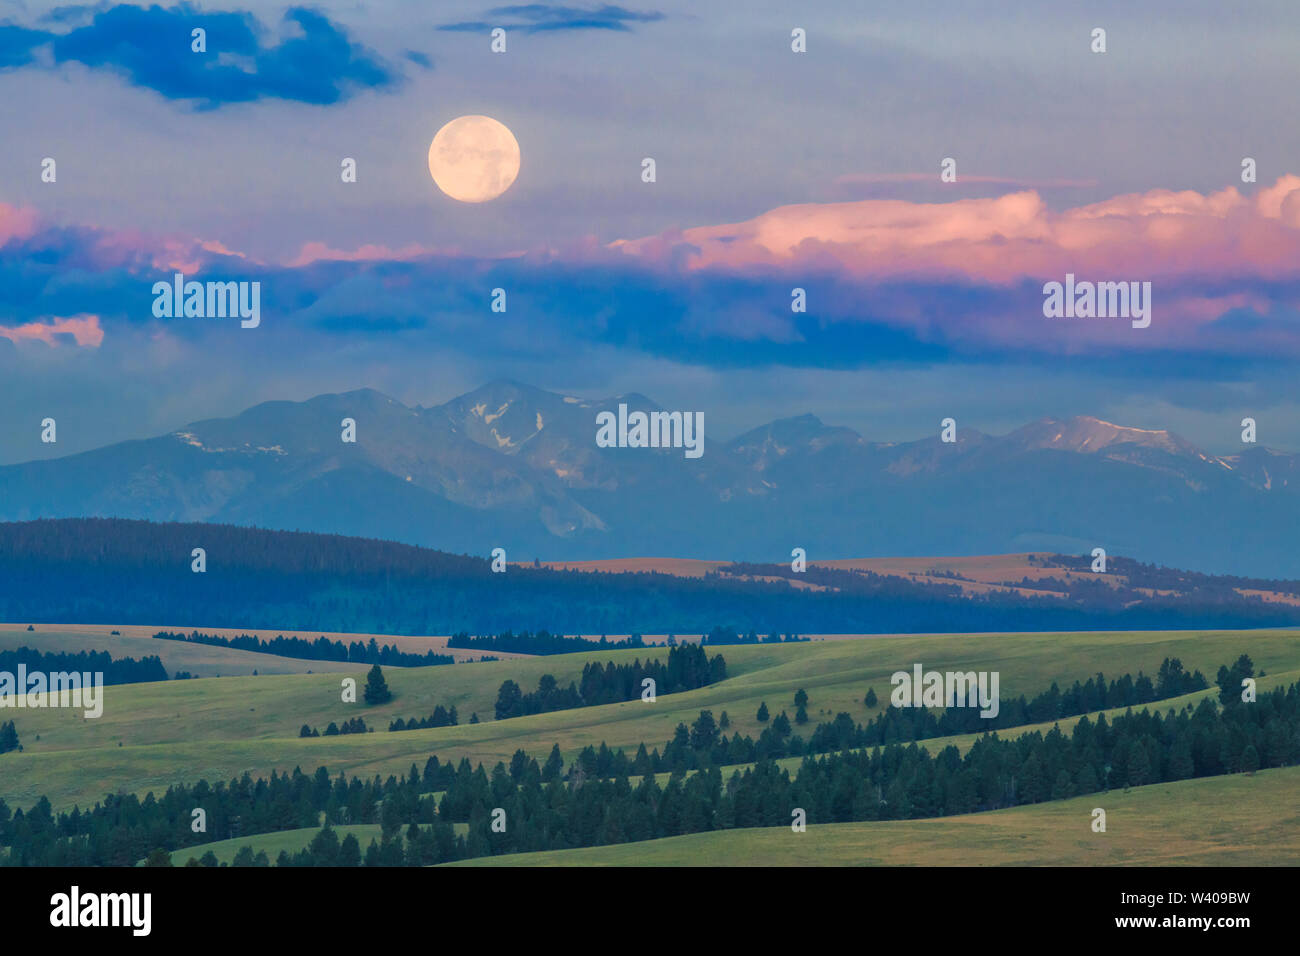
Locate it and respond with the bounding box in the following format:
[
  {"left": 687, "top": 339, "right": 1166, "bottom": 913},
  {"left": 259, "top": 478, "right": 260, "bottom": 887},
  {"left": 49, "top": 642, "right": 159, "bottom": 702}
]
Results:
[
  {"left": 155, "top": 820, "right": 470, "bottom": 866},
  {"left": 161, "top": 825, "right": 385, "bottom": 866},
  {"left": 0, "top": 624, "right": 367, "bottom": 678},
  {"left": 450, "top": 765, "right": 1300, "bottom": 867},
  {"left": 2, "top": 627, "right": 1298, "bottom": 817}
]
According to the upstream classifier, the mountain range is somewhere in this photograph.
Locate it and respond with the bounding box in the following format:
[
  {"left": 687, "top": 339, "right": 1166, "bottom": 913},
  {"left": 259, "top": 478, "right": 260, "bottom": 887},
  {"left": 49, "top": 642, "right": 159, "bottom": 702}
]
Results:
[{"left": 2, "top": 380, "right": 1297, "bottom": 577}]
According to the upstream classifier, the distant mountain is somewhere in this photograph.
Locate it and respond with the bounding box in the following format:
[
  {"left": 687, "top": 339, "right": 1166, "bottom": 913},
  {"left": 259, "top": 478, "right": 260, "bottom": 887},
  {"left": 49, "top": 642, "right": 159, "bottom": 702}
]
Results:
[
  {"left": 1, "top": 382, "right": 1297, "bottom": 576},
  {"left": 1000, "top": 417, "right": 1201, "bottom": 457}
]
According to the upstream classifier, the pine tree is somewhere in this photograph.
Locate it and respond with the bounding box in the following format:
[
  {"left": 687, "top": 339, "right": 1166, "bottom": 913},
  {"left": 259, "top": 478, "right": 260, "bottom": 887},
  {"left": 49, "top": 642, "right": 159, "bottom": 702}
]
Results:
[
  {"left": 0, "top": 720, "right": 18, "bottom": 754},
  {"left": 1168, "top": 740, "right": 1195, "bottom": 780},
  {"left": 143, "top": 847, "right": 173, "bottom": 867},
  {"left": 794, "top": 688, "right": 809, "bottom": 709},
  {"left": 364, "top": 664, "right": 392, "bottom": 705},
  {"left": 1050, "top": 769, "right": 1075, "bottom": 801},
  {"left": 864, "top": 688, "right": 878, "bottom": 708},
  {"left": 1217, "top": 654, "right": 1255, "bottom": 706},
  {"left": 1019, "top": 753, "right": 1048, "bottom": 803},
  {"left": 339, "top": 833, "right": 362, "bottom": 866},
  {"left": 772, "top": 710, "right": 791, "bottom": 736},
  {"left": 542, "top": 743, "right": 564, "bottom": 782},
  {"left": 1240, "top": 744, "right": 1260, "bottom": 775},
  {"left": 1127, "top": 742, "right": 1151, "bottom": 787},
  {"left": 309, "top": 825, "right": 341, "bottom": 866},
  {"left": 757, "top": 702, "right": 770, "bottom": 722},
  {"left": 690, "top": 710, "right": 718, "bottom": 750}
]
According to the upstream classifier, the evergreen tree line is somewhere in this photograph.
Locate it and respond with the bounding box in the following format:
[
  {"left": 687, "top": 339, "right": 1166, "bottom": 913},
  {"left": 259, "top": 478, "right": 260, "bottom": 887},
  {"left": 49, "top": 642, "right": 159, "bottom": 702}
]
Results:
[
  {"left": 3, "top": 669, "right": 1296, "bottom": 867},
  {"left": 0, "top": 646, "right": 168, "bottom": 685},
  {"left": 153, "top": 677, "right": 1300, "bottom": 865},
  {"left": 494, "top": 643, "right": 726, "bottom": 719},
  {"left": 564, "top": 659, "right": 1248, "bottom": 779},
  {"left": 311, "top": 679, "right": 1300, "bottom": 863},
  {"left": 842, "top": 656, "right": 1212, "bottom": 745},
  {"left": 509, "top": 657, "right": 1221, "bottom": 774},
  {"left": 268, "top": 822, "right": 463, "bottom": 868},
  {"left": 389, "top": 705, "right": 458, "bottom": 731},
  {"left": 299, "top": 717, "right": 371, "bottom": 738},
  {"left": 0, "top": 756, "right": 475, "bottom": 866},
  {"left": 447, "top": 631, "right": 646, "bottom": 655},
  {"left": 1045, "top": 554, "right": 1300, "bottom": 598},
  {"left": 152, "top": 630, "right": 454, "bottom": 668},
  {"left": 699, "top": 627, "right": 808, "bottom": 645}
]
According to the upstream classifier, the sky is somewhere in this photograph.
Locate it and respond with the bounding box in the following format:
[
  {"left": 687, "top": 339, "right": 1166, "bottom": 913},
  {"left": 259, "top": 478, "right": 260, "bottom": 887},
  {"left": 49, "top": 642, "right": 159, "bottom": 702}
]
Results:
[{"left": 2, "top": 0, "right": 1300, "bottom": 463}]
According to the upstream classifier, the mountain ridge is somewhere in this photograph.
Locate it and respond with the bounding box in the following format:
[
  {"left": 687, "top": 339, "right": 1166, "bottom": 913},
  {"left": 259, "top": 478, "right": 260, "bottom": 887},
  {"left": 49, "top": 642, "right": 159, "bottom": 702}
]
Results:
[{"left": 1, "top": 382, "right": 1295, "bottom": 576}]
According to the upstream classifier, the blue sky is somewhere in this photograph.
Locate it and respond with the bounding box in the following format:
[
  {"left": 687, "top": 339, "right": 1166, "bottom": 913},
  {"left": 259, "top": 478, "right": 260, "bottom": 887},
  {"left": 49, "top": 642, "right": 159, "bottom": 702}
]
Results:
[{"left": 2, "top": 0, "right": 1300, "bottom": 463}]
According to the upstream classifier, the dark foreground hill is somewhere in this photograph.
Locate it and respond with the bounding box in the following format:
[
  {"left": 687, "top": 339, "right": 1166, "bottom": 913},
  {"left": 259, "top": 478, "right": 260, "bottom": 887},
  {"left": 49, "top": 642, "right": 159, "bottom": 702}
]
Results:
[{"left": 2, "top": 518, "right": 1299, "bottom": 635}]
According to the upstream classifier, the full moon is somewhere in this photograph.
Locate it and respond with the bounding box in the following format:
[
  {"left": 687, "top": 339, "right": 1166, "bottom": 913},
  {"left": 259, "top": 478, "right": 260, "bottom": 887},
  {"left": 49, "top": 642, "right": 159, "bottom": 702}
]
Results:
[{"left": 427, "top": 115, "right": 520, "bottom": 203}]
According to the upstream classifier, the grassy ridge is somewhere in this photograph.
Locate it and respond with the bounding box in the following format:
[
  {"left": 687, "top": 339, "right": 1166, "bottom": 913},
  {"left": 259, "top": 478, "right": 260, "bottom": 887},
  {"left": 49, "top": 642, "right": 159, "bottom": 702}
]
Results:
[
  {"left": 160, "top": 825, "right": 385, "bottom": 866},
  {"left": 643, "top": 666, "right": 1300, "bottom": 787},
  {"left": 3, "top": 629, "right": 1298, "bottom": 812},
  {"left": 0, "top": 624, "right": 369, "bottom": 678},
  {"left": 450, "top": 766, "right": 1300, "bottom": 867},
  {"left": 155, "top": 820, "right": 470, "bottom": 866}
]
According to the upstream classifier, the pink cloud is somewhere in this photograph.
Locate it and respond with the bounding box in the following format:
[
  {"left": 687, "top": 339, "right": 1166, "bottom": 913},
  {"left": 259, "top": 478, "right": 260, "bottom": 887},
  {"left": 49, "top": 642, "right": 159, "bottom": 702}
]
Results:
[
  {"left": 0, "top": 202, "right": 256, "bottom": 273},
  {"left": 0, "top": 203, "right": 40, "bottom": 246},
  {"left": 0, "top": 314, "right": 104, "bottom": 348},
  {"left": 154, "top": 238, "right": 250, "bottom": 274},
  {"left": 286, "top": 241, "right": 456, "bottom": 267},
  {"left": 84, "top": 232, "right": 255, "bottom": 273},
  {"left": 612, "top": 175, "right": 1300, "bottom": 285}
]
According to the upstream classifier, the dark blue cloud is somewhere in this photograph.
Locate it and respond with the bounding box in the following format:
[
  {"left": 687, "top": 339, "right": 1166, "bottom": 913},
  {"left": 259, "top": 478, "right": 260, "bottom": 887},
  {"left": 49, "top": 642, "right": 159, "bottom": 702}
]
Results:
[
  {"left": 439, "top": 4, "right": 664, "bottom": 34},
  {"left": 4, "top": 4, "right": 399, "bottom": 107}
]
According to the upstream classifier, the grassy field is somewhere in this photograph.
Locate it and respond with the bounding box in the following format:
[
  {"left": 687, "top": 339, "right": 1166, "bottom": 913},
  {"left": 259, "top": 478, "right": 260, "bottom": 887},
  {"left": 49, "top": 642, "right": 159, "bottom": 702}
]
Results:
[
  {"left": 153, "top": 819, "right": 470, "bottom": 866},
  {"left": 0, "top": 623, "right": 369, "bottom": 677},
  {"left": 2, "top": 627, "right": 1298, "bottom": 814},
  {"left": 638, "top": 665, "right": 1300, "bottom": 788},
  {"left": 159, "top": 824, "right": 386, "bottom": 866},
  {"left": 450, "top": 766, "right": 1300, "bottom": 866}
]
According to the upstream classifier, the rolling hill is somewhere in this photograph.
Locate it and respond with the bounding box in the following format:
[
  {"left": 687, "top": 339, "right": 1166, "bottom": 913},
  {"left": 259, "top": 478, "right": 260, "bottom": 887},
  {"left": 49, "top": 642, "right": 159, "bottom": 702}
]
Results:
[
  {"left": 450, "top": 766, "right": 1300, "bottom": 867},
  {"left": 5, "top": 626, "right": 1298, "bottom": 813}
]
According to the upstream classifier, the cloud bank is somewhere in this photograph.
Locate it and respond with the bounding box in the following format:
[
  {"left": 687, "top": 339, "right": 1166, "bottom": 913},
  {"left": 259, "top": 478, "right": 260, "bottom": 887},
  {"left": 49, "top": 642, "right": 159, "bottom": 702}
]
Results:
[
  {"left": 2, "top": 177, "right": 1299, "bottom": 373},
  {"left": 0, "top": 4, "right": 398, "bottom": 107}
]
